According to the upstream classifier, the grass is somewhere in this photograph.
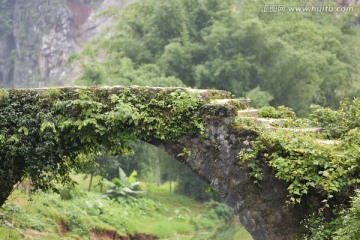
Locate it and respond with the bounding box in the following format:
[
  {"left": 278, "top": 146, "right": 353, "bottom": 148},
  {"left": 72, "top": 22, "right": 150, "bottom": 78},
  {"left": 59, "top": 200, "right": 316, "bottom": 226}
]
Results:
[{"left": 0, "top": 174, "right": 253, "bottom": 239}]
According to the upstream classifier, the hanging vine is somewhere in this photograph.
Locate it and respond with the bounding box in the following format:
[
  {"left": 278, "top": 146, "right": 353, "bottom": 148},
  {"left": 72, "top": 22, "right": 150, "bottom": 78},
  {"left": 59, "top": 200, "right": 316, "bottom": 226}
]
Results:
[{"left": 0, "top": 87, "right": 207, "bottom": 206}]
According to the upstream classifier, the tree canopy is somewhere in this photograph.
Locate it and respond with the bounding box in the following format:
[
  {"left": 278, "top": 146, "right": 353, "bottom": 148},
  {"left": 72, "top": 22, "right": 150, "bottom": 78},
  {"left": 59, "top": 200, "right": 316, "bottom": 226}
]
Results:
[{"left": 72, "top": 0, "right": 359, "bottom": 115}]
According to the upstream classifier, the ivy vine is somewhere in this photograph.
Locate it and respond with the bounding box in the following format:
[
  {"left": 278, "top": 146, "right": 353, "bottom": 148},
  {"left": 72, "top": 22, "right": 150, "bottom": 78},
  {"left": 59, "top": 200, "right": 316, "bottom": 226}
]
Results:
[
  {"left": 0, "top": 87, "right": 206, "bottom": 206},
  {"left": 238, "top": 100, "right": 360, "bottom": 206}
]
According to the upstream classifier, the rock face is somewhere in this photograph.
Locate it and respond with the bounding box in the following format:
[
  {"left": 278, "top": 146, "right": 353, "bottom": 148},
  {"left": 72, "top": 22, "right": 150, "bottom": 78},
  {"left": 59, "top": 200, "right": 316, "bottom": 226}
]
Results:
[{"left": 0, "top": 0, "right": 131, "bottom": 88}]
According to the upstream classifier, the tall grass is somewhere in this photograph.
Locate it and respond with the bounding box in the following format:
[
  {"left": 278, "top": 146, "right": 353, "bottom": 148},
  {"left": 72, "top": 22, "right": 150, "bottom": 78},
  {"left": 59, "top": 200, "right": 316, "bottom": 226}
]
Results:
[{"left": 0, "top": 174, "right": 252, "bottom": 239}]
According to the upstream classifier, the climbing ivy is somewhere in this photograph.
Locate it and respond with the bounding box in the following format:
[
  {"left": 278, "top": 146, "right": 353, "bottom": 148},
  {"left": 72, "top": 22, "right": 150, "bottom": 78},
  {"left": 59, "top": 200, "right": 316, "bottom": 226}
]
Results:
[
  {"left": 0, "top": 87, "right": 206, "bottom": 206},
  {"left": 310, "top": 98, "right": 360, "bottom": 139},
  {"left": 239, "top": 99, "right": 360, "bottom": 205}
]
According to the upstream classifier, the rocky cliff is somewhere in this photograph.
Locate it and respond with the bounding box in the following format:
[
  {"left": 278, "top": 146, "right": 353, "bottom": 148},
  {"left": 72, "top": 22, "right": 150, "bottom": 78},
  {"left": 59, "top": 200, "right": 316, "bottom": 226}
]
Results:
[{"left": 0, "top": 0, "right": 131, "bottom": 88}]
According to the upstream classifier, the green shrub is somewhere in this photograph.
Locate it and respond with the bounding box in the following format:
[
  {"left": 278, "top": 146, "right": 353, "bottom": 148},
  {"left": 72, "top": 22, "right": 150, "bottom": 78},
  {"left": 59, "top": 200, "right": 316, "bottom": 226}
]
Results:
[
  {"left": 102, "top": 168, "right": 144, "bottom": 203},
  {"left": 85, "top": 199, "right": 104, "bottom": 216},
  {"left": 258, "top": 106, "right": 296, "bottom": 119},
  {"left": 304, "top": 210, "right": 341, "bottom": 240},
  {"left": 60, "top": 187, "right": 74, "bottom": 200},
  {"left": 66, "top": 211, "right": 90, "bottom": 237},
  {"left": 204, "top": 201, "right": 234, "bottom": 222},
  {"left": 310, "top": 99, "right": 360, "bottom": 139},
  {"left": 111, "top": 178, "right": 122, "bottom": 187},
  {"left": 0, "top": 225, "right": 22, "bottom": 240},
  {"left": 333, "top": 190, "right": 360, "bottom": 240}
]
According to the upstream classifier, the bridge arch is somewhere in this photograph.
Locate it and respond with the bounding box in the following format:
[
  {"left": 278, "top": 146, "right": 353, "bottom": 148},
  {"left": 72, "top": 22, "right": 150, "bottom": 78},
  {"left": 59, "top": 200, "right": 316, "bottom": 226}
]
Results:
[
  {"left": 150, "top": 116, "right": 307, "bottom": 240},
  {"left": 0, "top": 86, "right": 307, "bottom": 240}
]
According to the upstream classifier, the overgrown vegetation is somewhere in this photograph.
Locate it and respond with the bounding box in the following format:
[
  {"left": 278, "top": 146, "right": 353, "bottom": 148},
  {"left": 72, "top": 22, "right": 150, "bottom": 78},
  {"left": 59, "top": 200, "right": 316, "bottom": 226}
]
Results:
[
  {"left": 102, "top": 167, "right": 144, "bottom": 204},
  {"left": 0, "top": 87, "right": 206, "bottom": 206},
  {"left": 257, "top": 106, "right": 295, "bottom": 119},
  {"left": 1, "top": 0, "right": 360, "bottom": 238},
  {"left": 72, "top": 0, "right": 360, "bottom": 115},
  {"left": 0, "top": 175, "right": 252, "bottom": 239},
  {"left": 238, "top": 99, "right": 360, "bottom": 238}
]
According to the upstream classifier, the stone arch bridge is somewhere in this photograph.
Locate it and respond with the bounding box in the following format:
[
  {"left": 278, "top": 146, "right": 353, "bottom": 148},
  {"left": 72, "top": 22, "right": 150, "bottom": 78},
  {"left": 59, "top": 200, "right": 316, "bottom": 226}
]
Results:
[{"left": 0, "top": 86, "right": 316, "bottom": 240}]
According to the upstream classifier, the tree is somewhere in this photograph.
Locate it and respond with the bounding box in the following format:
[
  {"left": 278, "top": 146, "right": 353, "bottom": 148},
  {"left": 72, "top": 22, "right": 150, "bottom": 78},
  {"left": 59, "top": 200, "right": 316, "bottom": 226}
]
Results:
[
  {"left": 73, "top": 0, "right": 359, "bottom": 116},
  {"left": 246, "top": 86, "right": 274, "bottom": 108}
]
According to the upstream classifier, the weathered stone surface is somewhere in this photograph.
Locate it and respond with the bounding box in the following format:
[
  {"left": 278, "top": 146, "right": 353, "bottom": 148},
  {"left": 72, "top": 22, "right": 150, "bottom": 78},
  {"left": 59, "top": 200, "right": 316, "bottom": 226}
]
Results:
[
  {"left": 154, "top": 107, "right": 308, "bottom": 240},
  {"left": 0, "top": 0, "right": 133, "bottom": 88}
]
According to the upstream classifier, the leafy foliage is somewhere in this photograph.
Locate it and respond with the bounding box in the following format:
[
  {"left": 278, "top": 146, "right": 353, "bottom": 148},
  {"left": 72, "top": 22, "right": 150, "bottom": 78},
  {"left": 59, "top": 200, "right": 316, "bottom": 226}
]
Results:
[
  {"left": 310, "top": 98, "right": 360, "bottom": 139},
  {"left": 102, "top": 168, "right": 144, "bottom": 204},
  {"left": 0, "top": 87, "right": 206, "bottom": 206},
  {"left": 239, "top": 99, "right": 360, "bottom": 205},
  {"left": 73, "top": 0, "right": 359, "bottom": 115},
  {"left": 238, "top": 98, "right": 360, "bottom": 237},
  {"left": 304, "top": 208, "right": 342, "bottom": 240},
  {"left": 257, "top": 106, "right": 295, "bottom": 119},
  {"left": 59, "top": 187, "right": 76, "bottom": 200},
  {"left": 245, "top": 86, "right": 274, "bottom": 108},
  {"left": 333, "top": 190, "right": 360, "bottom": 239}
]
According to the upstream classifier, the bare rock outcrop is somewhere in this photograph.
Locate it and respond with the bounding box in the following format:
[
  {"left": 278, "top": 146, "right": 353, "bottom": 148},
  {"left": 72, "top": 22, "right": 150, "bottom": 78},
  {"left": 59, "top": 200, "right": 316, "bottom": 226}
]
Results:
[{"left": 0, "top": 0, "right": 132, "bottom": 88}]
